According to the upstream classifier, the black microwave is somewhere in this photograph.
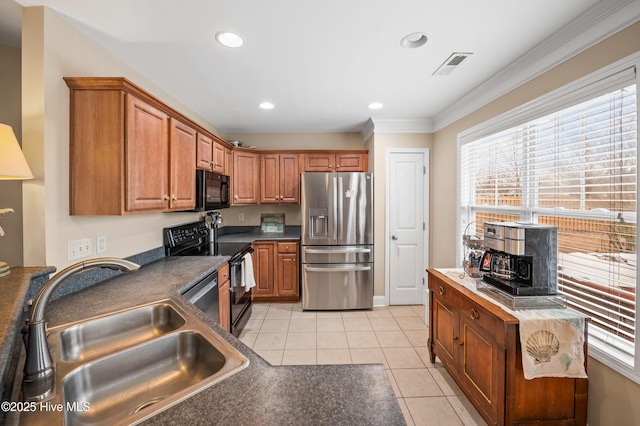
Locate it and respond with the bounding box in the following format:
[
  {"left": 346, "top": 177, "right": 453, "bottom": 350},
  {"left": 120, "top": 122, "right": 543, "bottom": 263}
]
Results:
[{"left": 195, "top": 170, "right": 230, "bottom": 211}]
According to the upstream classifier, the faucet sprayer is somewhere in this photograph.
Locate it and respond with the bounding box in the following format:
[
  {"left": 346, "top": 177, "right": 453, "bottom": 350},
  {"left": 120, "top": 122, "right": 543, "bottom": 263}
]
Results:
[{"left": 22, "top": 257, "right": 140, "bottom": 401}]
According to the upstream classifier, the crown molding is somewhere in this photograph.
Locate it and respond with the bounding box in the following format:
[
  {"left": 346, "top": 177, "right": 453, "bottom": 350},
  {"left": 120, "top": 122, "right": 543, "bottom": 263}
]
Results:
[{"left": 432, "top": 0, "right": 640, "bottom": 132}]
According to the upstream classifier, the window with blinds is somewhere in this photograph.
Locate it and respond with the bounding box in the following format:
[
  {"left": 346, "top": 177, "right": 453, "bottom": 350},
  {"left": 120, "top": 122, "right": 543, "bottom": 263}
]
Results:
[{"left": 458, "top": 65, "right": 638, "bottom": 376}]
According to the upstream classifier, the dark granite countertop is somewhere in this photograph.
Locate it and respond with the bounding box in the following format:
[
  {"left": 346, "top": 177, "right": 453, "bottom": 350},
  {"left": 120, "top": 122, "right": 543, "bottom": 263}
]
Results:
[{"left": 7, "top": 256, "right": 404, "bottom": 425}]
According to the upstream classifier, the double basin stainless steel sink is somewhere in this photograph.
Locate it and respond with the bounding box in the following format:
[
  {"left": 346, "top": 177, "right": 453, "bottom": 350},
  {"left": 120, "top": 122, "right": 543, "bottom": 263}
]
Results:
[{"left": 18, "top": 299, "right": 249, "bottom": 425}]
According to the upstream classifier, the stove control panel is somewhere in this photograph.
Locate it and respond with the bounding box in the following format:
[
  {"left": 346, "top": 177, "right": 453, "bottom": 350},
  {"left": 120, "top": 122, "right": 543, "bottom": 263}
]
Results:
[{"left": 163, "top": 221, "right": 209, "bottom": 248}]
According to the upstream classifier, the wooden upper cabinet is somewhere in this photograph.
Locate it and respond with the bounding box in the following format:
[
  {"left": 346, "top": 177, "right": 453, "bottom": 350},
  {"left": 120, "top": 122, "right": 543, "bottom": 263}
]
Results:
[
  {"left": 302, "top": 152, "right": 368, "bottom": 172},
  {"left": 66, "top": 77, "right": 201, "bottom": 215},
  {"left": 303, "top": 153, "right": 335, "bottom": 172},
  {"left": 169, "top": 118, "right": 197, "bottom": 210},
  {"left": 260, "top": 153, "right": 299, "bottom": 204},
  {"left": 232, "top": 149, "right": 260, "bottom": 205},
  {"left": 224, "top": 147, "right": 233, "bottom": 177},
  {"left": 125, "top": 95, "right": 170, "bottom": 212},
  {"left": 196, "top": 133, "right": 228, "bottom": 174},
  {"left": 279, "top": 154, "right": 300, "bottom": 202},
  {"left": 196, "top": 133, "right": 213, "bottom": 170},
  {"left": 335, "top": 152, "right": 367, "bottom": 172},
  {"left": 211, "top": 140, "right": 226, "bottom": 174}
]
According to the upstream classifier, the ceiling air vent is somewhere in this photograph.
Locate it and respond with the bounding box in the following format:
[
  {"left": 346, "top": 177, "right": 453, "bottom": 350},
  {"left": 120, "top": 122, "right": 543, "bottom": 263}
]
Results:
[{"left": 432, "top": 52, "right": 473, "bottom": 76}]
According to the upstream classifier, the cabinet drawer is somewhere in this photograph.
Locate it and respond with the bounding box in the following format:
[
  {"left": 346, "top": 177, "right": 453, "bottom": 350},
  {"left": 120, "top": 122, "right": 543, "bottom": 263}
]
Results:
[
  {"left": 277, "top": 242, "right": 298, "bottom": 253},
  {"left": 430, "top": 278, "right": 463, "bottom": 307},
  {"left": 458, "top": 298, "right": 499, "bottom": 336}
]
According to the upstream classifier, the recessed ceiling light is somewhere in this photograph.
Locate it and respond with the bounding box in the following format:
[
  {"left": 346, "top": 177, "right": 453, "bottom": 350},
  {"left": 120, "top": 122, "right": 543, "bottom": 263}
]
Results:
[
  {"left": 259, "top": 102, "right": 275, "bottom": 110},
  {"left": 368, "top": 102, "right": 383, "bottom": 110},
  {"left": 400, "top": 32, "right": 428, "bottom": 49},
  {"left": 215, "top": 32, "right": 244, "bottom": 48}
]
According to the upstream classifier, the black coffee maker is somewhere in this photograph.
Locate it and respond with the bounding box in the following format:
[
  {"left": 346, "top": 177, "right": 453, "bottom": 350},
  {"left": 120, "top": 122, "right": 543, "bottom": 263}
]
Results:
[{"left": 479, "top": 222, "right": 557, "bottom": 296}]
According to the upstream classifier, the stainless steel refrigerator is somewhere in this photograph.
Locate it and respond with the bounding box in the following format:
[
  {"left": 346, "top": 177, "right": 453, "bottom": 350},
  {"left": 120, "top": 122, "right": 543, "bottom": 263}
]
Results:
[{"left": 301, "top": 172, "right": 374, "bottom": 310}]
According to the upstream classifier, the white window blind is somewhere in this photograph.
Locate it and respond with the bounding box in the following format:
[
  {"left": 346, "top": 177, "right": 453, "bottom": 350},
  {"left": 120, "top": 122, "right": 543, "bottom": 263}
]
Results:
[{"left": 459, "top": 65, "right": 639, "bottom": 377}]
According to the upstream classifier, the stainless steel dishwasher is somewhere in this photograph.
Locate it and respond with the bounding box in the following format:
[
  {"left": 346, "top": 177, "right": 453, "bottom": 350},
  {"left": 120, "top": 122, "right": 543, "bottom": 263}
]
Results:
[{"left": 181, "top": 271, "right": 219, "bottom": 322}]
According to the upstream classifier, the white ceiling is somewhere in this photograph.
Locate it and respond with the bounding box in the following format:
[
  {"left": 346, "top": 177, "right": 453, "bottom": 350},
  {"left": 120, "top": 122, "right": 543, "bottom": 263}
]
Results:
[{"left": 2, "top": 0, "right": 640, "bottom": 135}]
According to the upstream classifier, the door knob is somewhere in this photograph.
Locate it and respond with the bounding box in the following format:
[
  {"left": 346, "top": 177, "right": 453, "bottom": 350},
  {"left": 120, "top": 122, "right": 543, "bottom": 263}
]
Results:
[{"left": 391, "top": 235, "right": 398, "bottom": 240}]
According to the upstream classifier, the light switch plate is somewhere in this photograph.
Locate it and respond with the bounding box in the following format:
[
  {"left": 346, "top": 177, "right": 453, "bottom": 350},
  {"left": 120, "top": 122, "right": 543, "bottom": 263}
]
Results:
[{"left": 68, "top": 238, "right": 91, "bottom": 260}]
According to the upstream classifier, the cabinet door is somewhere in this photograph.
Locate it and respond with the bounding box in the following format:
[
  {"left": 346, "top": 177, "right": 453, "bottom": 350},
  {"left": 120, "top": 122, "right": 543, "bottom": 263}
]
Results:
[
  {"left": 460, "top": 314, "right": 505, "bottom": 423},
  {"left": 260, "top": 154, "right": 280, "bottom": 203},
  {"left": 276, "top": 242, "right": 299, "bottom": 298},
  {"left": 196, "top": 133, "right": 213, "bottom": 170},
  {"left": 279, "top": 154, "right": 300, "bottom": 203},
  {"left": 252, "top": 242, "right": 275, "bottom": 298},
  {"left": 169, "top": 118, "right": 196, "bottom": 210},
  {"left": 303, "top": 153, "right": 335, "bottom": 172},
  {"left": 218, "top": 263, "right": 231, "bottom": 331},
  {"left": 431, "top": 293, "right": 458, "bottom": 366},
  {"left": 335, "top": 153, "right": 367, "bottom": 172},
  {"left": 212, "top": 140, "right": 226, "bottom": 174},
  {"left": 224, "top": 148, "right": 233, "bottom": 176},
  {"left": 126, "top": 95, "right": 170, "bottom": 211},
  {"left": 233, "top": 151, "right": 260, "bottom": 205}
]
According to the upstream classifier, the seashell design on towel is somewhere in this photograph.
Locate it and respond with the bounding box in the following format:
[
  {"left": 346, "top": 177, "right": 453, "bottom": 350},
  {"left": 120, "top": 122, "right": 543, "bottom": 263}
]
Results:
[{"left": 526, "top": 330, "right": 560, "bottom": 364}]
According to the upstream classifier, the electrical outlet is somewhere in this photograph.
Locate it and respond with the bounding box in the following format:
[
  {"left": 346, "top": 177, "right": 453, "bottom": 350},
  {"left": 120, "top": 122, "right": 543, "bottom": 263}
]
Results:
[
  {"left": 96, "top": 236, "right": 107, "bottom": 254},
  {"left": 68, "top": 238, "right": 92, "bottom": 260},
  {"left": 239, "top": 213, "right": 245, "bottom": 222}
]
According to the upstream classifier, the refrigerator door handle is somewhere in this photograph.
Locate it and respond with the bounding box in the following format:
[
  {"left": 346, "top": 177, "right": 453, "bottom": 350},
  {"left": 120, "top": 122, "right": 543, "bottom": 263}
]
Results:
[
  {"left": 304, "top": 265, "right": 373, "bottom": 272},
  {"left": 337, "top": 175, "right": 344, "bottom": 244},
  {"left": 332, "top": 175, "right": 339, "bottom": 243},
  {"left": 304, "top": 248, "right": 372, "bottom": 254}
]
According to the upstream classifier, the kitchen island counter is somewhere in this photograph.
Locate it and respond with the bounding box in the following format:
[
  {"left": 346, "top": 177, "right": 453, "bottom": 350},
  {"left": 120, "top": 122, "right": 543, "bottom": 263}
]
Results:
[{"left": 6, "top": 256, "right": 404, "bottom": 425}]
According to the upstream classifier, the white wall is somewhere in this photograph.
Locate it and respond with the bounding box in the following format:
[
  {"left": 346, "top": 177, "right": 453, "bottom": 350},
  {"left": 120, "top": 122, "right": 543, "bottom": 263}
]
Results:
[
  {"left": 431, "top": 20, "right": 640, "bottom": 426},
  {"left": 0, "top": 44, "right": 24, "bottom": 267},
  {"left": 21, "top": 7, "right": 223, "bottom": 269}
]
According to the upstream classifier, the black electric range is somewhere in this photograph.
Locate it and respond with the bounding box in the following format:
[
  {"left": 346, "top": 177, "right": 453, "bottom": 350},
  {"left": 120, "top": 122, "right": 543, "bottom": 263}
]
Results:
[{"left": 163, "top": 221, "right": 254, "bottom": 337}]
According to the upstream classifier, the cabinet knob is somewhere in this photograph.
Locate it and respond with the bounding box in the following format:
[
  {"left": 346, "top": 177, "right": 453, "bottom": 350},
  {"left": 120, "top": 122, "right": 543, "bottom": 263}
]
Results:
[
  {"left": 438, "top": 285, "right": 446, "bottom": 296},
  {"left": 171, "top": 194, "right": 177, "bottom": 201},
  {"left": 329, "top": 165, "right": 333, "bottom": 169},
  {"left": 336, "top": 165, "right": 340, "bottom": 168},
  {"left": 470, "top": 308, "right": 480, "bottom": 320},
  {"left": 164, "top": 195, "right": 170, "bottom": 201}
]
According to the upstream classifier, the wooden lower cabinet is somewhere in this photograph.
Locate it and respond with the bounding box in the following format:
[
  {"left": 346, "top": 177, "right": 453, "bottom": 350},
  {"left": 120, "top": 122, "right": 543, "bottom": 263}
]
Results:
[
  {"left": 427, "top": 269, "right": 588, "bottom": 426},
  {"left": 252, "top": 241, "right": 299, "bottom": 302},
  {"left": 218, "top": 263, "right": 230, "bottom": 331}
]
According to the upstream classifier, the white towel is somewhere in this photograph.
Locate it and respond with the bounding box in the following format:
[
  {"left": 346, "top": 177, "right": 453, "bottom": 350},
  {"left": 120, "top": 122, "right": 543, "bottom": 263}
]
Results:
[
  {"left": 241, "top": 253, "right": 256, "bottom": 290},
  {"left": 514, "top": 309, "right": 587, "bottom": 380}
]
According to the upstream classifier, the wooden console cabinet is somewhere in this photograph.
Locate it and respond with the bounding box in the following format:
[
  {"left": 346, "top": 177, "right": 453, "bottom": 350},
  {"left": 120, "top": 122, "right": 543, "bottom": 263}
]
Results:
[{"left": 427, "top": 269, "right": 588, "bottom": 426}]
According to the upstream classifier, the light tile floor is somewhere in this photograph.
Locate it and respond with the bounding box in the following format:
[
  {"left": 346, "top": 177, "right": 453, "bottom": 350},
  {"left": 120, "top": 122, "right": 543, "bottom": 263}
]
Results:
[{"left": 239, "top": 302, "right": 487, "bottom": 426}]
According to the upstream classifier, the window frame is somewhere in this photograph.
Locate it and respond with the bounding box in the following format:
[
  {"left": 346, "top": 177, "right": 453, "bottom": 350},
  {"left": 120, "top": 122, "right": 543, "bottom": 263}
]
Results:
[{"left": 456, "top": 52, "right": 640, "bottom": 383}]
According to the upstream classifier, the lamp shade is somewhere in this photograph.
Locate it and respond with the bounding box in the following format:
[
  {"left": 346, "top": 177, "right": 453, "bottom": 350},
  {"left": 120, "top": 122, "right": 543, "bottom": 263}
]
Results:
[{"left": 0, "top": 123, "right": 33, "bottom": 180}]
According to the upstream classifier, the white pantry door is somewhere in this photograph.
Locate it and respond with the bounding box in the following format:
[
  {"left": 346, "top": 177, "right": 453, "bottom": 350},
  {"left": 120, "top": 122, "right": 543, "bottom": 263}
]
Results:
[{"left": 387, "top": 149, "right": 429, "bottom": 305}]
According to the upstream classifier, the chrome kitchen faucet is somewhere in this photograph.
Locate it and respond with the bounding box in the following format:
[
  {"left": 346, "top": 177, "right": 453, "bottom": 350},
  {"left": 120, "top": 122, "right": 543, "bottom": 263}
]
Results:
[{"left": 21, "top": 257, "right": 140, "bottom": 401}]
